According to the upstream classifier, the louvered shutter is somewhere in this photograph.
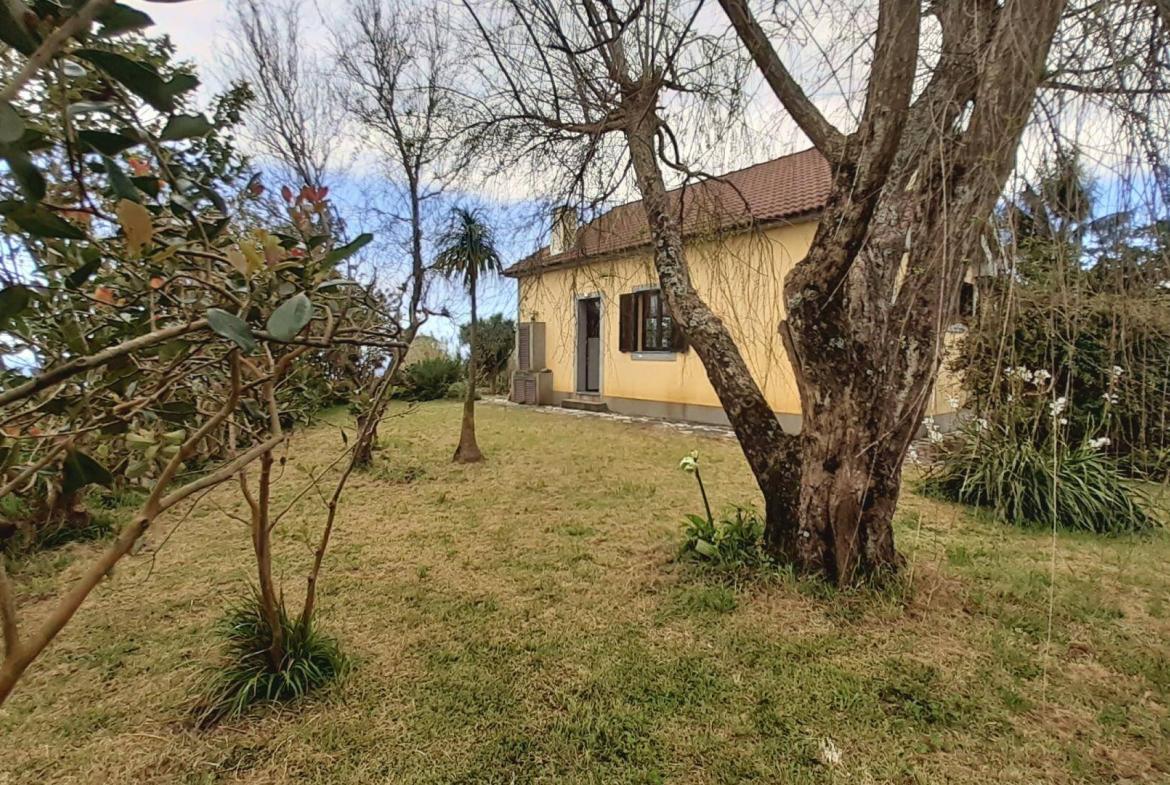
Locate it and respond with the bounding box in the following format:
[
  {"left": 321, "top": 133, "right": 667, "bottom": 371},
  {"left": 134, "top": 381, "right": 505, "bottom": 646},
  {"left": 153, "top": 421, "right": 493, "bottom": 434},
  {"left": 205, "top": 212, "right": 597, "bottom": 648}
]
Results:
[
  {"left": 618, "top": 293, "right": 636, "bottom": 352},
  {"left": 517, "top": 323, "right": 531, "bottom": 370}
]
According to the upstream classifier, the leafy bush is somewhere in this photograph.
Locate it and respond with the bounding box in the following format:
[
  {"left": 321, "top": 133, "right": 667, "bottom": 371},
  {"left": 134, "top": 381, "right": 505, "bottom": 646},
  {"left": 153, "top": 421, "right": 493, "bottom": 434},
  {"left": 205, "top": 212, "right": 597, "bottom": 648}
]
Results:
[
  {"left": 681, "top": 505, "right": 770, "bottom": 568},
  {"left": 954, "top": 161, "right": 1170, "bottom": 479},
  {"left": 196, "top": 592, "right": 348, "bottom": 725},
  {"left": 399, "top": 356, "right": 463, "bottom": 401},
  {"left": 958, "top": 281, "right": 1170, "bottom": 479},
  {"left": 459, "top": 313, "right": 515, "bottom": 393},
  {"left": 923, "top": 420, "right": 1155, "bottom": 534},
  {"left": 0, "top": 487, "right": 129, "bottom": 557}
]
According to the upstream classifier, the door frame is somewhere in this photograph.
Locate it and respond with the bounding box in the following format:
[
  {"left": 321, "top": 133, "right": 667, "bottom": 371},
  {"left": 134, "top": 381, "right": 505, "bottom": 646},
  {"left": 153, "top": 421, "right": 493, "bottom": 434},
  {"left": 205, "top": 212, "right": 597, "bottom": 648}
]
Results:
[{"left": 575, "top": 293, "right": 603, "bottom": 394}]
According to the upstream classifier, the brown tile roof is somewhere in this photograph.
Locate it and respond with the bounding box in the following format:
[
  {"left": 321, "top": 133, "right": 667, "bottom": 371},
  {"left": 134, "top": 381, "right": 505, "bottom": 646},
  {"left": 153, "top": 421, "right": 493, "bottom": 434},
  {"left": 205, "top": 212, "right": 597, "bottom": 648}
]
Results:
[{"left": 503, "top": 147, "right": 831, "bottom": 278}]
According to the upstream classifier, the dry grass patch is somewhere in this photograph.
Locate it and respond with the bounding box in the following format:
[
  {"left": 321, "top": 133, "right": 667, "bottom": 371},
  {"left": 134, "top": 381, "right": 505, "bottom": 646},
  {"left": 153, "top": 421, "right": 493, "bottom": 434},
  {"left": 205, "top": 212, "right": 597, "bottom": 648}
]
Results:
[{"left": 1, "top": 401, "right": 1167, "bottom": 784}]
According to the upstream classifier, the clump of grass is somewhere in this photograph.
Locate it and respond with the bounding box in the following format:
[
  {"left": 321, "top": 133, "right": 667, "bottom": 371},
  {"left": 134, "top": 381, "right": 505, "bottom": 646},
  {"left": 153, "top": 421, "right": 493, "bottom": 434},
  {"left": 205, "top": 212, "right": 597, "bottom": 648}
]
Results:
[
  {"left": 923, "top": 424, "right": 1155, "bottom": 534},
  {"left": 195, "top": 592, "right": 349, "bottom": 725}
]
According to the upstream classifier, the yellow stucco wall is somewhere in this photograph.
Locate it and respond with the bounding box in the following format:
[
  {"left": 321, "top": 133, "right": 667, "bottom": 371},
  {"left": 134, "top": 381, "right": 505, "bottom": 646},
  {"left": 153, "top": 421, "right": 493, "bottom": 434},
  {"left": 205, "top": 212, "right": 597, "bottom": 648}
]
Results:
[{"left": 516, "top": 220, "right": 960, "bottom": 421}]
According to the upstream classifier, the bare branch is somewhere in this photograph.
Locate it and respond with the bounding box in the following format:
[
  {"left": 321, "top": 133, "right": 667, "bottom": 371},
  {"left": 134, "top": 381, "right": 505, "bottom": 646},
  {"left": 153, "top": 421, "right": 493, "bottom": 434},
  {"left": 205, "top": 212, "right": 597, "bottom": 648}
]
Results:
[{"left": 716, "top": 0, "right": 848, "bottom": 162}]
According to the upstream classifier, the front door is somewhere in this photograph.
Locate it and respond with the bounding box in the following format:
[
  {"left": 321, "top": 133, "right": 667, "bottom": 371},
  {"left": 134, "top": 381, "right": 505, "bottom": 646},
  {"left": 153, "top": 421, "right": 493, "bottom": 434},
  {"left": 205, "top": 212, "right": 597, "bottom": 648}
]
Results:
[{"left": 577, "top": 297, "right": 601, "bottom": 393}]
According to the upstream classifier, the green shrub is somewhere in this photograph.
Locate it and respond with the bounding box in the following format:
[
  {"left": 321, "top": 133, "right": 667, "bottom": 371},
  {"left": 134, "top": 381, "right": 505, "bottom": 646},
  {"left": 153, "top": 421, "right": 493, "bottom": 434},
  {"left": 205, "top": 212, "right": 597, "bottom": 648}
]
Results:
[
  {"left": 923, "top": 421, "right": 1155, "bottom": 534},
  {"left": 399, "top": 356, "right": 463, "bottom": 401},
  {"left": 1, "top": 490, "right": 119, "bottom": 557},
  {"left": 196, "top": 592, "right": 348, "bottom": 725},
  {"left": 681, "top": 505, "right": 770, "bottom": 568}
]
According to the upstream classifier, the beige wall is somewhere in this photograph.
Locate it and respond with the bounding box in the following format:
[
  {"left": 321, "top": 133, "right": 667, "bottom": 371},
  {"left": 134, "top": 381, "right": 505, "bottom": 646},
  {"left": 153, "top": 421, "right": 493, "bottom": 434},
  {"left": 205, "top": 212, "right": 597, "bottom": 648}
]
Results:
[{"left": 516, "top": 220, "right": 960, "bottom": 422}]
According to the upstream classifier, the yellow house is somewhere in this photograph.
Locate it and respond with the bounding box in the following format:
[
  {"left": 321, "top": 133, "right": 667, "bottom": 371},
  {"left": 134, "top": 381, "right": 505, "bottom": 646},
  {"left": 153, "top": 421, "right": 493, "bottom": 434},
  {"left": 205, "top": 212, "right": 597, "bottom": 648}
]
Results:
[{"left": 503, "top": 149, "right": 962, "bottom": 429}]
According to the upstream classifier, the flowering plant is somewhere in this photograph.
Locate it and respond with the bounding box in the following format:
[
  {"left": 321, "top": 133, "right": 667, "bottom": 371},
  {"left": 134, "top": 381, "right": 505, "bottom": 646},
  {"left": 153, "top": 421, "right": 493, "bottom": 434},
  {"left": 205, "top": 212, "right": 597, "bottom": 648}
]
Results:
[{"left": 923, "top": 364, "right": 1154, "bottom": 533}]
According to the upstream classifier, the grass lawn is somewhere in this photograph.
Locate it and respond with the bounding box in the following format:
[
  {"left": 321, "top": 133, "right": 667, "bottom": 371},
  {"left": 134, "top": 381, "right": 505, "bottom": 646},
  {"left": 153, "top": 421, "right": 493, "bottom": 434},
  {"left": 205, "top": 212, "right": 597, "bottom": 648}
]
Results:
[{"left": 2, "top": 400, "right": 1168, "bottom": 784}]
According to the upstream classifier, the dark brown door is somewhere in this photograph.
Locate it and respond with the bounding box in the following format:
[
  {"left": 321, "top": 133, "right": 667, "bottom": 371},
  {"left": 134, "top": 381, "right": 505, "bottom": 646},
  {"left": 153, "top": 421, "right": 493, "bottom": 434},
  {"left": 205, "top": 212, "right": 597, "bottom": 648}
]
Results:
[{"left": 579, "top": 297, "right": 601, "bottom": 393}]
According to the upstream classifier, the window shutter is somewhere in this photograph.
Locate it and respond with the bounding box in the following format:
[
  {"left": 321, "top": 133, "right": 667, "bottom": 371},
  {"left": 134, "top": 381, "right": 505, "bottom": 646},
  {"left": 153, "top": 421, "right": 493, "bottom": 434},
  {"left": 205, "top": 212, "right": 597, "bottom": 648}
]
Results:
[
  {"left": 669, "top": 317, "right": 688, "bottom": 353},
  {"left": 618, "top": 293, "right": 636, "bottom": 352},
  {"left": 517, "top": 323, "right": 531, "bottom": 371}
]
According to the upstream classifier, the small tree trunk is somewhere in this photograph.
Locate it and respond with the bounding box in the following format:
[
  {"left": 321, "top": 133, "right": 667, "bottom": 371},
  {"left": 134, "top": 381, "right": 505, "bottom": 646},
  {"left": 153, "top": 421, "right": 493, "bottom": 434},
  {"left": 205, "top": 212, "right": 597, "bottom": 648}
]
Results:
[
  {"left": 254, "top": 448, "right": 285, "bottom": 668},
  {"left": 454, "top": 268, "right": 483, "bottom": 463},
  {"left": 353, "top": 412, "right": 377, "bottom": 467}
]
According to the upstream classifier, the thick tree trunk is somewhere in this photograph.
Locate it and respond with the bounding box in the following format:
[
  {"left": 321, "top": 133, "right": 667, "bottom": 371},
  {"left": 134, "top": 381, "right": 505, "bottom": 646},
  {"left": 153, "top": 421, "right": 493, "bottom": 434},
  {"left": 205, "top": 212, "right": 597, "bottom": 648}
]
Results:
[
  {"left": 609, "top": 0, "right": 1065, "bottom": 585},
  {"left": 785, "top": 356, "right": 924, "bottom": 582},
  {"left": 453, "top": 269, "right": 483, "bottom": 463}
]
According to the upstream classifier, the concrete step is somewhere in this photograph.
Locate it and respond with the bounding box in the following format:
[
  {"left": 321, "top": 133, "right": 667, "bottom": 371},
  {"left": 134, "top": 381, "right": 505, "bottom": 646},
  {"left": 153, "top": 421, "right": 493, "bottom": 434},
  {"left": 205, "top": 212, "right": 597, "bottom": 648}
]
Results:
[{"left": 561, "top": 397, "right": 609, "bottom": 413}]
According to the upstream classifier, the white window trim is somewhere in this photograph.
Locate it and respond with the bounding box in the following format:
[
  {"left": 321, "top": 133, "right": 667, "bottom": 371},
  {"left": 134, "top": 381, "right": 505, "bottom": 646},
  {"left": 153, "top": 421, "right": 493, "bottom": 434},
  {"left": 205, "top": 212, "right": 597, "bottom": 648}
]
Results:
[{"left": 631, "top": 351, "right": 677, "bottom": 362}]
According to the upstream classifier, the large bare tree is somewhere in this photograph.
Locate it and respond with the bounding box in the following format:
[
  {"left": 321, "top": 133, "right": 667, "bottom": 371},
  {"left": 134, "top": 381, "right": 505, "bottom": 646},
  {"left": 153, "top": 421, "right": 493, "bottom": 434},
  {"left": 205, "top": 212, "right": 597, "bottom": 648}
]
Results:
[
  {"left": 465, "top": 0, "right": 1168, "bottom": 584},
  {"left": 223, "top": 0, "right": 341, "bottom": 194},
  {"left": 331, "top": 0, "right": 462, "bottom": 344}
]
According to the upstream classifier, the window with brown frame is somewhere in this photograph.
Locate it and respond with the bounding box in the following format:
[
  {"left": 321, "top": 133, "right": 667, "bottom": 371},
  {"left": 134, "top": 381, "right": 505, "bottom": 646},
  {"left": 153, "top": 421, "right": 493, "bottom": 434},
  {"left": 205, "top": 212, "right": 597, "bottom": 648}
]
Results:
[{"left": 618, "top": 289, "right": 687, "bottom": 353}]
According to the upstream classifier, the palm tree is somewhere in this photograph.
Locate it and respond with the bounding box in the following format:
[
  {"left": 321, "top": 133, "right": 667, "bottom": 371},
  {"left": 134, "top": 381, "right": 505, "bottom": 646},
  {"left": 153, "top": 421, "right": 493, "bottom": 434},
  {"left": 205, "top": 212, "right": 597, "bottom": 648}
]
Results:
[{"left": 434, "top": 207, "right": 501, "bottom": 463}]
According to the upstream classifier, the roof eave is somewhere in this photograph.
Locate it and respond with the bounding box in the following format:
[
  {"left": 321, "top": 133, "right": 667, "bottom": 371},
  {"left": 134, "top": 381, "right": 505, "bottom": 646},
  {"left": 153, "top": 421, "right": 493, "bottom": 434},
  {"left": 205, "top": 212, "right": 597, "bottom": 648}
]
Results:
[{"left": 502, "top": 208, "right": 824, "bottom": 279}]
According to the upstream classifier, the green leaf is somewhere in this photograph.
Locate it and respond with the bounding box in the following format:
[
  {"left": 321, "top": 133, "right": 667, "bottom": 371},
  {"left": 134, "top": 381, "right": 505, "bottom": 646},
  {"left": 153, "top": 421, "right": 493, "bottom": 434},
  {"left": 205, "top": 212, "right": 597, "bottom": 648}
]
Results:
[
  {"left": 97, "top": 3, "right": 155, "bottom": 36},
  {"left": 66, "top": 257, "right": 102, "bottom": 289},
  {"left": 2, "top": 149, "right": 46, "bottom": 201},
  {"left": 155, "top": 401, "right": 196, "bottom": 422},
  {"left": 79, "top": 129, "right": 143, "bottom": 156},
  {"left": 206, "top": 308, "right": 257, "bottom": 352},
  {"left": 132, "top": 175, "right": 161, "bottom": 198},
  {"left": 322, "top": 233, "right": 373, "bottom": 267},
  {"left": 0, "top": 202, "right": 86, "bottom": 239},
  {"left": 317, "top": 278, "right": 360, "bottom": 290},
  {"left": 0, "top": 101, "right": 23, "bottom": 145},
  {"left": 694, "top": 539, "right": 719, "bottom": 558},
  {"left": 266, "top": 292, "right": 313, "bottom": 341},
  {"left": 0, "top": 284, "right": 31, "bottom": 324},
  {"left": 102, "top": 155, "right": 140, "bottom": 202},
  {"left": 62, "top": 450, "right": 114, "bottom": 497},
  {"left": 68, "top": 100, "right": 118, "bottom": 119},
  {"left": 74, "top": 49, "right": 199, "bottom": 113},
  {"left": 159, "top": 113, "right": 213, "bottom": 141}
]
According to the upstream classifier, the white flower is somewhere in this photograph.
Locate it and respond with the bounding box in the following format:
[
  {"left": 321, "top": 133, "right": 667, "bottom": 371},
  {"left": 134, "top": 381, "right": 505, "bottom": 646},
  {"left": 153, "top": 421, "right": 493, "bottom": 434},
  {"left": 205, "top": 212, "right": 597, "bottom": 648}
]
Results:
[
  {"left": 1103, "top": 392, "right": 1119, "bottom": 405},
  {"left": 975, "top": 417, "right": 989, "bottom": 432},
  {"left": 1018, "top": 367, "right": 1034, "bottom": 383},
  {"left": 678, "top": 450, "right": 699, "bottom": 473},
  {"left": 907, "top": 446, "right": 920, "bottom": 464},
  {"left": 1006, "top": 394, "right": 1014, "bottom": 403},
  {"left": 1059, "top": 417, "right": 1068, "bottom": 425},
  {"left": 1111, "top": 365, "right": 1124, "bottom": 378},
  {"left": 818, "top": 737, "right": 843, "bottom": 767},
  {"left": 946, "top": 395, "right": 960, "bottom": 409},
  {"left": 928, "top": 428, "right": 944, "bottom": 444},
  {"left": 1089, "top": 436, "right": 1112, "bottom": 450},
  {"left": 1032, "top": 369, "right": 1052, "bottom": 384},
  {"left": 1049, "top": 396, "right": 1067, "bottom": 418}
]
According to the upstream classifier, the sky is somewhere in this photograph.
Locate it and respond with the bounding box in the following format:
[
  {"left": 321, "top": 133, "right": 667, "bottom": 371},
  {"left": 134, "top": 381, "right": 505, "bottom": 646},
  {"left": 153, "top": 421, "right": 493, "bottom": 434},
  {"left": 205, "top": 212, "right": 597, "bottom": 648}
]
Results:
[{"left": 101, "top": 1, "right": 1170, "bottom": 342}]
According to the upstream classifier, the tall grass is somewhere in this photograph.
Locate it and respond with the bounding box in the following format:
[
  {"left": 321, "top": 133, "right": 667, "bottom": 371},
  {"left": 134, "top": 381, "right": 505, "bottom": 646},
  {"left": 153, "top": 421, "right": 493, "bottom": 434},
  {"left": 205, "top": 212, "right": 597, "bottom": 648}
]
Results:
[{"left": 924, "top": 423, "right": 1155, "bottom": 534}]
